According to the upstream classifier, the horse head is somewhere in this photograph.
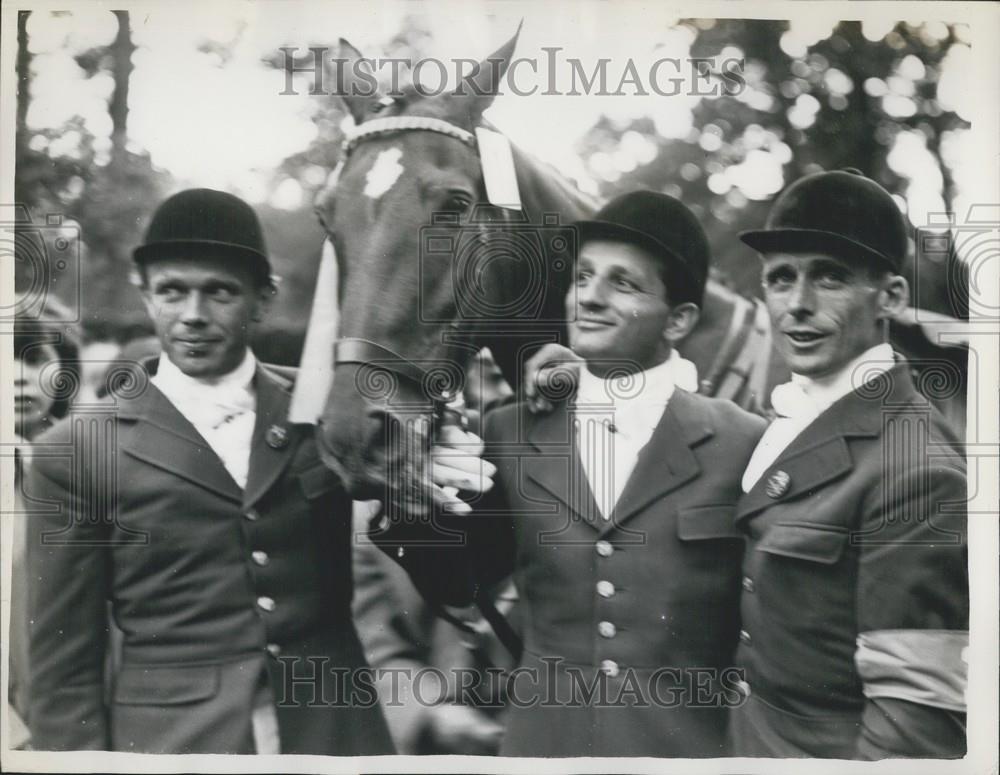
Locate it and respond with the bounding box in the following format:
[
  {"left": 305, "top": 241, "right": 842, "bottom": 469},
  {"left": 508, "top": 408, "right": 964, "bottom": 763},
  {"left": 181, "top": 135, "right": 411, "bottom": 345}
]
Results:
[{"left": 314, "top": 28, "right": 586, "bottom": 509}]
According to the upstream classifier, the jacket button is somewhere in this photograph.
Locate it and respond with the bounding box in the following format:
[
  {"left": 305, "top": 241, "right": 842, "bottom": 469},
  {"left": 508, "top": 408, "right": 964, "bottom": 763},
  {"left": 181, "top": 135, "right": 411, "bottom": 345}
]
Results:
[
  {"left": 739, "top": 629, "right": 752, "bottom": 645},
  {"left": 257, "top": 596, "right": 276, "bottom": 612},
  {"left": 596, "top": 580, "right": 615, "bottom": 598},
  {"left": 742, "top": 576, "right": 755, "bottom": 593},
  {"left": 266, "top": 643, "right": 282, "bottom": 657},
  {"left": 244, "top": 509, "right": 260, "bottom": 522},
  {"left": 735, "top": 679, "right": 751, "bottom": 699},
  {"left": 251, "top": 550, "right": 270, "bottom": 567},
  {"left": 595, "top": 540, "right": 614, "bottom": 558},
  {"left": 598, "top": 621, "right": 617, "bottom": 638},
  {"left": 600, "top": 659, "right": 620, "bottom": 677}
]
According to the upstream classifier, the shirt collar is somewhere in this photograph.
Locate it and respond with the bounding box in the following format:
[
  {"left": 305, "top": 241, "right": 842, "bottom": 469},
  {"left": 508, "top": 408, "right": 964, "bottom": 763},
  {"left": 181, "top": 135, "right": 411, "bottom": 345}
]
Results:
[
  {"left": 154, "top": 348, "right": 257, "bottom": 398},
  {"left": 576, "top": 349, "right": 699, "bottom": 409},
  {"left": 772, "top": 342, "right": 895, "bottom": 419}
]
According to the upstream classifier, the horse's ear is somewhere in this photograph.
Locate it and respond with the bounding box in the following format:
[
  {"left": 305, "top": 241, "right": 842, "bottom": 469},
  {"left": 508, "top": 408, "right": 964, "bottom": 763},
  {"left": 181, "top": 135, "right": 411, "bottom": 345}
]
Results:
[
  {"left": 456, "top": 22, "right": 522, "bottom": 122},
  {"left": 337, "top": 38, "right": 384, "bottom": 124}
]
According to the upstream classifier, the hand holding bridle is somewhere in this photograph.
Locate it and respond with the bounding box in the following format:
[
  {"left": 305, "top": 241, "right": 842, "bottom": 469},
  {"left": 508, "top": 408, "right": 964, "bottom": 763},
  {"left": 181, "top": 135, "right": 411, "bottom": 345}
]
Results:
[{"left": 430, "top": 422, "right": 496, "bottom": 515}]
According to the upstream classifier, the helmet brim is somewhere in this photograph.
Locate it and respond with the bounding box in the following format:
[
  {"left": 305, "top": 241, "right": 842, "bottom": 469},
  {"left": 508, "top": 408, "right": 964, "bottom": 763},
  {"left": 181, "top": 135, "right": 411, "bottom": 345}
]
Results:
[
  {"left": 577, "top": 219, "right": 702, "bottom": 303},
  {"left": 739, "top": 228, "right": 898, "bottom": 272}
]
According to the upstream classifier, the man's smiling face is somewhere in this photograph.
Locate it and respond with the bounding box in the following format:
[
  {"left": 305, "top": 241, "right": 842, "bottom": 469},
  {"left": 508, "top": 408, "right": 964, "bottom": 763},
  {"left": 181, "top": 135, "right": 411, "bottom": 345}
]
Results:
[
  {"left": 140, "top": 255, "right": 271, "bottom": 379},
  {"left": 567, "top": 239, "right": 674, "bottom": 376},
  {"left": 762, "top": 251, "right": 905, "bottom": 379}
]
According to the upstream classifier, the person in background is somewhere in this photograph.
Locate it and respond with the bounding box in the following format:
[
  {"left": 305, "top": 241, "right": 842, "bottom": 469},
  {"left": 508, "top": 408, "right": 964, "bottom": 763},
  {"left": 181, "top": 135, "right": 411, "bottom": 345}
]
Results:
[
  {"left": 11, "top": 299, "right": 81, "bottom": 441},
  {"left": 8, "top": 299, "right": 82, "bottom": 749},
  {"left": 729, "top": 169, "right": 968, "bottom": 758}
]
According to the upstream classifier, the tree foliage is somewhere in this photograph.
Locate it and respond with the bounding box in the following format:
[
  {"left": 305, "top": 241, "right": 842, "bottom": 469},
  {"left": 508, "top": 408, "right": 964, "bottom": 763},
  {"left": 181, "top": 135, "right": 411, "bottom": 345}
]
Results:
[
  {"left": 15, "top": 10, "right": 172, "bottom": 340},
  {"left": 576, "top": 19, "right": 970, "bottom": 316},
  {"left": 15, "top": 13, "right": 971, "bottom": 352}
]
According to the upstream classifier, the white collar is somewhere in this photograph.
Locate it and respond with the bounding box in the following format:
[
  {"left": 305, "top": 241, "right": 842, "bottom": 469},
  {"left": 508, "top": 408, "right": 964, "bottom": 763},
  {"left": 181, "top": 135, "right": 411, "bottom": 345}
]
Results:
[
  {"left": 154, "top": 348, "right": 257, "bottom": 397},
  {"left": 576, "top": 349, "right": 699, "bottom": 409},
  {"left": 772, "top": 342, "right": 895, "bottom": 419}
]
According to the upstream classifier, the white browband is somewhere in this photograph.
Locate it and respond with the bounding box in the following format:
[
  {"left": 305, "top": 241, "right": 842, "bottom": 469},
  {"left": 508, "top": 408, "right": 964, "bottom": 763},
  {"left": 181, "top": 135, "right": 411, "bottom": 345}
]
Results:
[{"left": 342, "top": 116, "right": 477, "bottom": 154}]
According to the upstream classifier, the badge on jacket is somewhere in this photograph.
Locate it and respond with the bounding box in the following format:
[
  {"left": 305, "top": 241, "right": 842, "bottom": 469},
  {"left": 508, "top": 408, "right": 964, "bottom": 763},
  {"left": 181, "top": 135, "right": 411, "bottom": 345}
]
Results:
[
  {"left": 765, "top": 470, "right": 791, "bottom": 499},
  {"left": 266, "top": 424, "right": 290, "bottom": 449}
]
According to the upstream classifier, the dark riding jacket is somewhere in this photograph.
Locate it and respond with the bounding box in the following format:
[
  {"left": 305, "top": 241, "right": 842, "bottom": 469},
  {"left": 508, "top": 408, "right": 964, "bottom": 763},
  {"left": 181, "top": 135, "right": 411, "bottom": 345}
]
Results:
[
  {"left": 25, "top": 362, "right": 393, "bottom": 754},
  {"left": 377, "top": 388, "right": 766, "bottom": 757}
]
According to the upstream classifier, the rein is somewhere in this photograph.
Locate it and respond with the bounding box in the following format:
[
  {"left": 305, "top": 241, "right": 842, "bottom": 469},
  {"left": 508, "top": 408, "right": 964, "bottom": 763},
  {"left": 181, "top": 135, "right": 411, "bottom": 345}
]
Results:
[{"left": 333, "top": 339, "right": 463, "bottom": 403}]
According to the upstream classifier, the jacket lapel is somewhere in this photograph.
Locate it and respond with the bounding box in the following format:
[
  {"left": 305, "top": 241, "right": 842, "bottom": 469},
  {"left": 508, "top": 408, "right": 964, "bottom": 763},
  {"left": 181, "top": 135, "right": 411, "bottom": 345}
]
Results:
[
  {"left": 119, "top": 384, "right": 244, "bottom": 504},
  {"left": 605, "top": 389, "right": 712, "bottom": 534},
  {"left": 735, "top": 361, "right": 916, "bottom": 524},
  {"left": 242, "top": 365, "right": 302, "bottom": 510},
  {"left": 525, "top": 403, "right": 605, "bottom": 531},
  {"left": 735, "top": 434, "right": 855, "bottom": 524}
]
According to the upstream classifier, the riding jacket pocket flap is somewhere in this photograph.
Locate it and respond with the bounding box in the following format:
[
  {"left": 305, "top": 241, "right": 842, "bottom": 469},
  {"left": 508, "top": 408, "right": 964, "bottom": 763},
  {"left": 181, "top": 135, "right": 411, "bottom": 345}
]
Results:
[
  {"left": 676, "top": 505, "right": 742, "bottom": 541},
  {"left": 756, "top": 522, "right": 848, "bottom": 564},
  {"left": 114, "top": 664, "right": 220, "bottom": 706},
  {"left": 298, "top": 462, "right": 340, "bottom": 499}
]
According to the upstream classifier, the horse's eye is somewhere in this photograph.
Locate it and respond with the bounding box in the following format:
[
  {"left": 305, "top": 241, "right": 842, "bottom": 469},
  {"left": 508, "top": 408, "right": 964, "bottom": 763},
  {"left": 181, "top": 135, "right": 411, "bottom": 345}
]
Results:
[{"left": 444, "top": 193, "right": 473, "bottom": 213}]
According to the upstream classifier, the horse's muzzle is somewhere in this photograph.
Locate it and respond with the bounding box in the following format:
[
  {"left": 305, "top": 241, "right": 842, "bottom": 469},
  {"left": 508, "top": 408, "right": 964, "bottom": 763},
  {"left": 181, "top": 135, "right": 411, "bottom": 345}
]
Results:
[{"left": 318, "top": 364, "right": 437, "bottom": 514}]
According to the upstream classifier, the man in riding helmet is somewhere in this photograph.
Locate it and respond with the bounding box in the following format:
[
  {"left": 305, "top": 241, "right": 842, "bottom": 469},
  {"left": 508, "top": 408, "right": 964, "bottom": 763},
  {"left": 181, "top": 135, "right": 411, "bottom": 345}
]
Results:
[
  {"left": 382, "top": 190, "right": 767, "bottom": 757},
  {"left": 729, "top": 170, "right": 968, "bottom": 758},
  {"left": 24, "top": 189, "right": 402, "bottom": 755}
]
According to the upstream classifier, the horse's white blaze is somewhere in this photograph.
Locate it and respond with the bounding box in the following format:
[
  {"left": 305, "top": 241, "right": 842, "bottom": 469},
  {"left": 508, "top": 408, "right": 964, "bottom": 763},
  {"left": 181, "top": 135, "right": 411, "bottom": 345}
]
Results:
[{"left": 363, "top": 147, "right": 404, "bottom": 199}]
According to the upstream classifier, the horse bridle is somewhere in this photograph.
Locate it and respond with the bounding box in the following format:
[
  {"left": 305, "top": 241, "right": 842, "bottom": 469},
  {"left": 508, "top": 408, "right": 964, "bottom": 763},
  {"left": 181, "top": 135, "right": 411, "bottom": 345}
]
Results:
[
  {"left": 340, "top": 115, "right": 476, "bottom": 154},
  {"left": 330, "top": 116, "right": 491, "bottom": 407}
]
